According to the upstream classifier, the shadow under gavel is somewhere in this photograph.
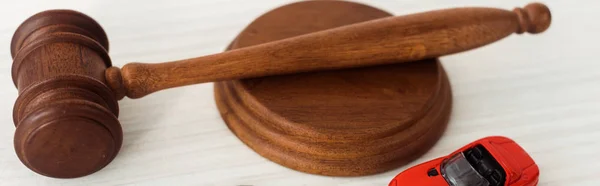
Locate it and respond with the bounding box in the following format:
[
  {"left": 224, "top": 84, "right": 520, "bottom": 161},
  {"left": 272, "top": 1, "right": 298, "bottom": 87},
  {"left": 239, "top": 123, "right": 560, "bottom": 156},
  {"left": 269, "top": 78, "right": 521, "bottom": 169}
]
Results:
[{"left": 10, "top": 3, "right": 550, "bottom": 178}]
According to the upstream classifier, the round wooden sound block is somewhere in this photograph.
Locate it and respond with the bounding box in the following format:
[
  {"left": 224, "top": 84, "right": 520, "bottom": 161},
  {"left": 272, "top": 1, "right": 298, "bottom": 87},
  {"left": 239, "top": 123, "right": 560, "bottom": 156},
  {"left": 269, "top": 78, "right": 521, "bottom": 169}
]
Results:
[{"left": 215, "top": 1, "right": 452, "bottom": 176}]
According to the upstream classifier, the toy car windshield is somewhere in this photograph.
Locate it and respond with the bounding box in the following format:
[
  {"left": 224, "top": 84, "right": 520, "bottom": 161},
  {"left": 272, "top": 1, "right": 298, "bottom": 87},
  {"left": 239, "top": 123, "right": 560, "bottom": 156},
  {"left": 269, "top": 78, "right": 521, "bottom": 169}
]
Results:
[
  {"left": 441, "top": 145, "right": 507, "bottom": 186},
  {"left": 441, "top": 152, "right": 490, "bottom": 186}
]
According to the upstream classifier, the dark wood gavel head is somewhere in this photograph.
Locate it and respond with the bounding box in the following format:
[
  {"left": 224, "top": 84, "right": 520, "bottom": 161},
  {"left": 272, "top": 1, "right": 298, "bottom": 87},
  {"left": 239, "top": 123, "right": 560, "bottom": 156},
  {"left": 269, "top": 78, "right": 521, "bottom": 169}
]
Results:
[{"left": 11, "top": 10, "right": 121, "bottom": 178}]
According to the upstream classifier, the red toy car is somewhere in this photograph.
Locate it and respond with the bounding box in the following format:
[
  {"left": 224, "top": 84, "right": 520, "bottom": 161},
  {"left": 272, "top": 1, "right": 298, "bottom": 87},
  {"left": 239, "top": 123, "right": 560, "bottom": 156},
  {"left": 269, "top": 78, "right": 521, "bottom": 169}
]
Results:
[{"left": 388, "top": 136, "right": 538, "bottom": 186}]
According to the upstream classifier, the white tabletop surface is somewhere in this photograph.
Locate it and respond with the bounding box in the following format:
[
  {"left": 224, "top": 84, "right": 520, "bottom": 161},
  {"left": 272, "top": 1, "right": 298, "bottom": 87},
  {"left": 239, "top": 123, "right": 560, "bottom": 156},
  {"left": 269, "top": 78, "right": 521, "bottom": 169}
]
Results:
[{"left": 0, "top": 0, "right": 598, "bottom": 185}]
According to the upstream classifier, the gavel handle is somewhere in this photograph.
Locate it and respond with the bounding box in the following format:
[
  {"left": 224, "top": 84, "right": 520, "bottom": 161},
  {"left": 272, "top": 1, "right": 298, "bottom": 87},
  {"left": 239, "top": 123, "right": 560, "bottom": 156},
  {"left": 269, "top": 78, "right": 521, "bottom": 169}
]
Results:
[{"left": 106, "top": 3, "right": 551, "bottom": 99}]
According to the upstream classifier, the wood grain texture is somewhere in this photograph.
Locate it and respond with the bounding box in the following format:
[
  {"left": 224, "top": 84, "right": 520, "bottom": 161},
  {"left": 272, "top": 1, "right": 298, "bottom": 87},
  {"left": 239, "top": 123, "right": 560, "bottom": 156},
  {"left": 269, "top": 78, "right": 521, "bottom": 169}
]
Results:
[
  {"left": 214, "top": 0, "right": 452, "bottom": 176},
  {"left": 109, "top": 2, "right": 550, "bottom": 98},
  {"left": 1, "top": 0, "right": 598, "bottom": 186},
  {"left": 10, "top": 10, "right": 122, "bottom": 178}
]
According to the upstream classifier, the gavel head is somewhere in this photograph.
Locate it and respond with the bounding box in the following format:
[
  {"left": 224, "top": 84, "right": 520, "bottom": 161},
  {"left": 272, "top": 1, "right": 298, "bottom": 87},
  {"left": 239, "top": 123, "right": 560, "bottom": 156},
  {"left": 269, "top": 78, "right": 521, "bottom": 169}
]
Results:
[{"left": 10, "top": 10, "right": 122, "bottom": 178}]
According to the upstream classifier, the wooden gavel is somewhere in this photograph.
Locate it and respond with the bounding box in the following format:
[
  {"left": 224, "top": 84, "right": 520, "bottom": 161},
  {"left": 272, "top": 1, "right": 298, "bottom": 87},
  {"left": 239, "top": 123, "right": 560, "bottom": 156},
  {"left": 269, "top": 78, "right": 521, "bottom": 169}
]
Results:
[{"left": 10, "top": 3, "right": 550, "bottom": 178}]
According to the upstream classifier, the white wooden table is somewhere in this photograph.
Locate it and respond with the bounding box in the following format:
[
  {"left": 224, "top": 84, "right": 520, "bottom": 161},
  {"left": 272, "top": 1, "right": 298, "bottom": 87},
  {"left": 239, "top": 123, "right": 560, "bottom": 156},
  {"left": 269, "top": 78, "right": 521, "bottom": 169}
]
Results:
[{"left": 0, "top": 0, "right": 598, "bottom": 185}]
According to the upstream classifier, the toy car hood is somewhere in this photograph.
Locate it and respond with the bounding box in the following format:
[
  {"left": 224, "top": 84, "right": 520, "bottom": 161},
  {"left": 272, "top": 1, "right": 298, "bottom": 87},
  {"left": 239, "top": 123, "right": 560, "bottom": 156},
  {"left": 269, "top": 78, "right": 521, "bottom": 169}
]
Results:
[{"left": 388, "top": 158, "right": 447, "bottom": 186}]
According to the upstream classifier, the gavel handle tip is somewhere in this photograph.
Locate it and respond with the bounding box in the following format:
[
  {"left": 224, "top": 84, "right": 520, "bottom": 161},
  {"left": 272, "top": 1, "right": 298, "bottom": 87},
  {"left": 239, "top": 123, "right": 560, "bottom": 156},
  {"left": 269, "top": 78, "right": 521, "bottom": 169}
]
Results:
[{"left": 514, "top": 3, "right": 551, "bottom": 34}]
